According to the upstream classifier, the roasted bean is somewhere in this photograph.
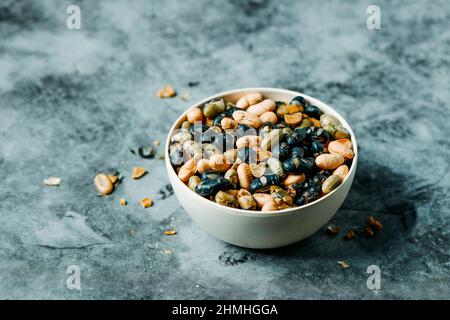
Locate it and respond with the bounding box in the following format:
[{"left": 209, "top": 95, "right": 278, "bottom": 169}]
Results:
[
  {"left": 201, "top": 170, "right": 221, "bottom": 181},
  {"left": 254, "top": 147, "right": 272, "bottom": 162},
  {"left": 267, "top": 157, "right": 285, "bottom": 177},
  {"left": 275, "top": 103, "right": 289, "bottom": 117},
  {"left": 237, "top": 189, "right": 256, "bottom": 210},
  {"left": 237, "top": 163, "right": 253, "bottom": 190},
  {"left": 261, "top": 200, "right": 278, "bottom": 211},
  {"left": 282, "top": 174, "right": 306, "bottom": 186},
  {"left": 181, "top": 120, "right": 191, "bottom": 130},
  {"left": 247, "top": 99, "right": 276, "bottom": 116},
  {"left": 178, "top": 159, "right": 197, "bottom": 183},
  {"left": 171, "top": 131, "right": 192, "bottom": 144},
  {"left": 196, "top": 159, "right": 211, "bottom": 174},
  {"left": 188, "top": 175, "right": 201, "bottom": 191},
  {"left": 270, "top": 185, "right": 293, "bottom": 206},
  {"left": 236, "top": 135, "right": 260, "bottom": 149},
  {"left": 187, "top": 107, "right": 204, "bottom": 124},
  {"left": 260, "top": 111, "right": 278, "bottom": 124},
  {"left": 322, "top": 174, "right": 341, "bottom": 194},
  {"left": 204, "top": 99, "right": 226, "bottom": 118},
  {"left": 209, "top": 154, "right": 231, "bottom": 172},
  {"left": 328, "top": 139, "right": 354, "bottom": 159},
  {"left": 232, "top": 110, "right": 263, "bottom": 129},
  {"left": 236, "top": 93, "right": 263, "bottom": 109},
  {"left": 215, "top": 191, "right": 239, "bottom": 208},
  {"left": 333, "top": 164, "right": 349, "bottom": 180},
  {"left": 221, "top": 117, "right": 237, "bottom": 130},
  {"left": 253, "top": 193, "right": 273, "bottom": 208},
  {"left": 284, "top": 112, "right": 303, "bottom": 126},
  {"left": 296, "top": 118, "right": 313, "bottom": 128},
  {"left": 250, "top": 162, "right": 267, "bottom": 178},
  {"left": 315, "top": 153, "right": 344, "bottom": 170},
  {"left": 224, "top": 168, "right": 239, "bottom": 187}
]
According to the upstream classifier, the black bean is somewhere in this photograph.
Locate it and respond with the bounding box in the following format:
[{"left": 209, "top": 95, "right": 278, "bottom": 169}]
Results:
[
  {"left": 272, "top": 142, "right": 290, "bottom": 160},
  {"left": 295, "top": 186, "right": 321, "bottom": 205},
  {"left": 224, "top": 106, "right": 238, "bottom": 117},
  {"left": 138, "top": 146, "right": 155, "bottom": 159},
  {"left": 286, "top": 128, "right": 308, "bottom": 146},
  {"left": 310, "top": 127, "right": 330, "bottom": 144},
  {"left": 169, "top": 143, "right": 184, "bottom": 166},
  {"left": 310, "top": 140, "right": 324, "bottom": 155},
  {"left": 213, "top": 113, "right": 226, "bottom": 126},
  {"left": 290, "top": 96, "right": 306, "bottom": 107},
  {"left": 195, "top": 178, "right": 232, "bottom": 197},
  {"left": 282, "top": 157, "right": 315, "bottom": 173},
  {"left": 250, "top": 175, "right": 280, "bottom": 193},
  {"left": 304, "top": 105, "right": 321, "bottom": 119},
  {"left": 290, "top": 146, "right": 305, "bottom": 159},
  {"left": 189, "top": 123, "right": 209, "bottom": 135}
]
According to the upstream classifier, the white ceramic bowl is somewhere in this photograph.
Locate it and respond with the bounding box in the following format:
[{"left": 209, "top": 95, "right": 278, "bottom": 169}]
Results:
[{"left": 165, "top": 88, "right": 358, "bottom": 249}]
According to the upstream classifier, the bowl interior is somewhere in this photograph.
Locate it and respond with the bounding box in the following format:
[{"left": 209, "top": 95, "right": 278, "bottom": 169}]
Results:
[{"left": 165, "top": 87, "right": 358, "bottom": 216}]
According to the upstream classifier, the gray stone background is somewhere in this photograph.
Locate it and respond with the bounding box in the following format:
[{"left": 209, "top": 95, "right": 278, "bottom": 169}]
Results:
[{"left": 0, "top": 0, "right": 449, "bottom": 299}]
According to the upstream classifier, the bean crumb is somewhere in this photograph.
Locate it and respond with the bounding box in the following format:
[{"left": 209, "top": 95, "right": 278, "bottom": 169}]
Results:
[
  {"left": 338, "top": 261, "right": 350, "bottom": 269},
  {"left": 153, "top": 140, "right": 161, "bottom": 146},
  {"left": 119, "top": 198, "right": 127, "bottom": 206},
  {"left": 325, "top": 224, "right": 341, "bottom": 236},
  {"left": 108, "top": 175, "right": 119, "bottom": 185},
  {"left": 44, "top": 177, "right": 61, "bottom": 186},
  {"left": 156, "top": 84, "right": 176, "bottom": 98},
  {"left": 365, "top": 226, "right": 374, "bottom": 237},
  {"left": 163, "top": 229, "right": 177, "bottom": 236},
  {"left": 132, "top": 166, "right": 147, "bottom": 179},
  {"left": 343, "top": 230, "right": 356, "bottom": 240},
  {"left": 368, "top": 215, "right": 383, "bottom": 231},
  {"left": 180, "top": 91, "right": 190, "bottom": 101},
  {"left": 140, "top": 198, "right": 153, "bottom": 208}
]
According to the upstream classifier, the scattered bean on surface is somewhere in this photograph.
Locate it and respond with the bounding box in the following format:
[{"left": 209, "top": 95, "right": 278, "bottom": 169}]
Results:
[{"left": 94, "top": 173, "right": 114, "bottom": 195}]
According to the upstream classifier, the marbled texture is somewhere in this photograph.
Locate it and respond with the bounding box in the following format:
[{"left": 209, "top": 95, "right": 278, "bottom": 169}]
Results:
[{"left": 0, "top": 0, "right": 449, "bottom": 299}]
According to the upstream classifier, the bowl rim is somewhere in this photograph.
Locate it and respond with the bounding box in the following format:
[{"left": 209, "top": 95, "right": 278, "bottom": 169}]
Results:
[{"left": 165, "top": 87, "right": 358, "bottom": 218}]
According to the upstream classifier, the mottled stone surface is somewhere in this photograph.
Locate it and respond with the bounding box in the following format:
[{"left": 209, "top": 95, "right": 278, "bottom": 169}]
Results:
[{"left": 0, "top": 0, "right": 449, "bottom": 299}]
